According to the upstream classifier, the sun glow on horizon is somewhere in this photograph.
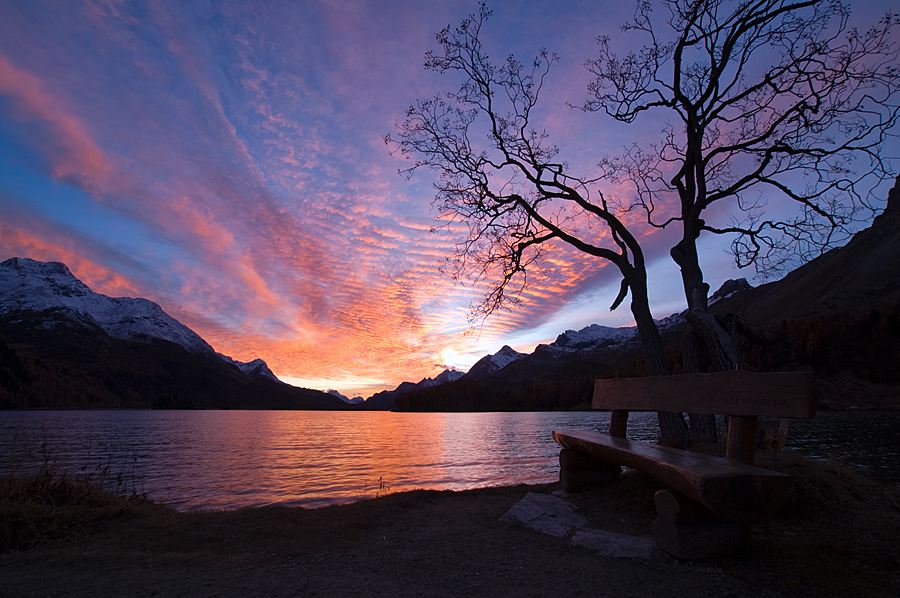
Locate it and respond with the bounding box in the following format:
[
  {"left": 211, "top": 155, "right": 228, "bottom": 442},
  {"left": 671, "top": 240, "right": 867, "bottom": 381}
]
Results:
[{"left": 277, "top": 376, "right": 394, "bottom": 400}]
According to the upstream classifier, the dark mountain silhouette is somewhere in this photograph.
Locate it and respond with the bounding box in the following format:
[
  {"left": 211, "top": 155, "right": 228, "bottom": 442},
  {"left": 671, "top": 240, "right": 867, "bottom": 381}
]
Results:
[
  {"left": 708, "top": 176, "right": 900, "bottom": 407},
  {"left": 360, "top": 369, "right": 464, "bottom": 410},
  {"left": 712, "top": 178, "right": 900, "bottom": 324}
]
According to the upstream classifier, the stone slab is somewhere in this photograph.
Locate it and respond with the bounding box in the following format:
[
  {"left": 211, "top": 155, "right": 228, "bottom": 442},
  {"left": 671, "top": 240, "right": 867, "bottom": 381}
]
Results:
[
  {"left": 500, "top": 492, "right": 587, "bottom": 537},
  {"left": 501, "top": 492, "right": 655, "bottom": 558}
]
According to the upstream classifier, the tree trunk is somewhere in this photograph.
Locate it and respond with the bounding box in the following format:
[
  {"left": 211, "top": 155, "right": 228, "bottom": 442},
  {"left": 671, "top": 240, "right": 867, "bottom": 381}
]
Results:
[
  {"left": 629, "top": 272, "right": 689, "bottom": 448},
  {"left": 672, "top": 227, "right": 742, "bottom": 445},
  {"left": 682, "top": 331, "right": 718, "bottom": 443}
]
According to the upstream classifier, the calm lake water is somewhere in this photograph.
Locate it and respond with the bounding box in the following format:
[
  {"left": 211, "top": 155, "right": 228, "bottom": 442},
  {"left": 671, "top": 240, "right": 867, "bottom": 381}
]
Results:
[{"left": 2, "top": 410, "right": 898, "bottom": 511}]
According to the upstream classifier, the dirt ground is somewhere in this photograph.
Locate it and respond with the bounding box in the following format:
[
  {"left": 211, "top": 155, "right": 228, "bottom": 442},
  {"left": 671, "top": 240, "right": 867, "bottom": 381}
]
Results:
[{"left": 0, "top": 479, "right": 809, "bottom": 598}]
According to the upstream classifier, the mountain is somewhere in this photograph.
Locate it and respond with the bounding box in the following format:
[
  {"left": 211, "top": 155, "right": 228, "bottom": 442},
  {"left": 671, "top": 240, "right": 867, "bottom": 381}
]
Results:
[
  {"left": 392, "top": 326, "right": 652, "bottom": 412},
  {"left": 397, "top": 177, "right": 900, "bottom": 411},
  {"left": 463, "top": 345, "right": 526, "bottom": 380},
  {"left": 711, "top": 177, "right": 900, "bottom": 325},
  {"left": 450, "top": 312, "right": 687, "bottom": 390},
  {"left": 550, "top": 325, "right": 636, "bottom": 352},
  {"left": 328, "top": 389, "right": 365, "bottom": 405},
  {"left": 0, "top": 258, "right": 213, "bottom": 354},
  {"left": 361, "top": 368, "right": 464, "bottom": 410},
  {"left": 707, "top": 176, "right": 900, "bottom": 407},
  {"left": 217, "top": 354, "right": 282, "bottom": 383},
  {"left": 0, "top": 257, "right": 347, "bottom": 410}
]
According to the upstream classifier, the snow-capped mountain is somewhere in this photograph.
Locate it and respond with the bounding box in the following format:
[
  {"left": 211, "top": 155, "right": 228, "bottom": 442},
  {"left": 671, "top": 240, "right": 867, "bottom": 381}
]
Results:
[
  {"left": 0, "top": 257, "right": 347, "bottom": 410},
  {"left": 548, "top": 311, "right": 692, "bottom": 354},
  {"left": 464, "top": 345, "right": 526, "bottom": 379},
  {"left": 421, "top": 368, "right": 466, "bottom": 387},
  {"left": 1, "top": 257, "right": 213, "bottom": 354},
  {"left": 0, "top": 257, "right": 270, "bottom": 377},
  {"left": 218, "top": 354, "right": 281, "bottom": 383},
  {"left": 550, "top": 323, "right": 636, "bottom": 352}
]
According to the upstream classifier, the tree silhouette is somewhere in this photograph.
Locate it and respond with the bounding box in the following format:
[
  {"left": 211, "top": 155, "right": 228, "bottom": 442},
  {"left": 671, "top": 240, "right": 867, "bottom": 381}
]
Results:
[
  {"left": 386, "top": 3, "right": 693, "bottom": 444},
  {"left": 583, "top": 0, "right": 899, "bottom": 400},
  {"left": 389, "top": 1, "right": 899, "bottom": 446}
]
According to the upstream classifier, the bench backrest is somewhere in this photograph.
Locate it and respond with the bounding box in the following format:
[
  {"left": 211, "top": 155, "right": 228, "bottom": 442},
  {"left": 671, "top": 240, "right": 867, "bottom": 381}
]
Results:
[{"left": 593, "top": 370, "right": 818, "bottom": 418}]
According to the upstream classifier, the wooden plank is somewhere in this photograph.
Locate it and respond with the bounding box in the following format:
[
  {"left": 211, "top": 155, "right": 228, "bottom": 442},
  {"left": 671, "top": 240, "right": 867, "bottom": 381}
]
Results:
[
  {"left": 725, "top": 415, "right": 758, "bottom": 465},
  {"left": 609, "top": 409, "right": 628, "bottom": 438},
  {"left": 552, "top": 429, "right": 790, "bottom": 523},
  {"left": 592, "top": 371, "right": 818, "bottom": 418}
]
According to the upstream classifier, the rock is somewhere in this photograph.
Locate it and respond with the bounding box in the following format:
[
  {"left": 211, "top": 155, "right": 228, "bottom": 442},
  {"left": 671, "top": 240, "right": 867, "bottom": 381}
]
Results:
[
  {"left": 501, "top": 492, "right": 657, "bottom": 558},
  {"left": 500, "top": 492, "right": 587, "bottom": 537}
]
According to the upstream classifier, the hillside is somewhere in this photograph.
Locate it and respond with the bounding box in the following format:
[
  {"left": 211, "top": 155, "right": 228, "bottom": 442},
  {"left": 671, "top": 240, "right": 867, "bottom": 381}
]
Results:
[
  {"left": 712, "top": 177, "right": 900, "bottom": 324},
  {"left": 710, "top": 177, "right": 900, "bottom": 407}
]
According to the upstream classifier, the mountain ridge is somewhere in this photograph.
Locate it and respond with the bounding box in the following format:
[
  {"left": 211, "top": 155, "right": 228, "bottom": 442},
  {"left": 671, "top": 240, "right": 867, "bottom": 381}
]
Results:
[
  {"left": 0, "top": 257, "right": 215, "bottom": 355},
  {"left": 0, "top": 258, "right": 347, "bottom": 410}
]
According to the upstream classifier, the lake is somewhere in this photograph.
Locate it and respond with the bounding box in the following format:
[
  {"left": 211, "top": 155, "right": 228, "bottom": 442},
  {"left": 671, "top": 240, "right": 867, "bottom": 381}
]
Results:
[{"left": 2, "top": 410, "right": 898, "bottom": 511}]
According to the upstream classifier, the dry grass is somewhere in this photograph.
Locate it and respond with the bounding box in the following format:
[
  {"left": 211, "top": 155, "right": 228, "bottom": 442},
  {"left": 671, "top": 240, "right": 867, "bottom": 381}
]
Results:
[
  {"left": 1, "top": 453, "right": 162, "bottom": 552},
  {"left": 720, "top": 450, "right": 900, "bottom": 597}
]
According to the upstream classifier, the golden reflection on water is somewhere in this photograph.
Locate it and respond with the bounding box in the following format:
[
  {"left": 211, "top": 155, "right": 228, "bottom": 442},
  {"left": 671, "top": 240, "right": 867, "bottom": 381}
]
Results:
[
  {"left": 151, "top": 411, "right": 465, "bottom": 509},
  {"left": 0, "top": 410, "right": 653, "bottom": 510}
]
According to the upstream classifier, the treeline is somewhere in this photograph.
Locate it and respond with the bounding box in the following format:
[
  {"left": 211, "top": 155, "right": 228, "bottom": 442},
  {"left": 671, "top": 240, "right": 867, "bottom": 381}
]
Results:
[
  {"left": 0, "top": 340, "right": 126, "bottom": 409},
  {"left": 393, "top": 376, "right": 599, "bottom": 411},
  {"left": 740, "top": 304, "right": 900, "bottom": 384}
]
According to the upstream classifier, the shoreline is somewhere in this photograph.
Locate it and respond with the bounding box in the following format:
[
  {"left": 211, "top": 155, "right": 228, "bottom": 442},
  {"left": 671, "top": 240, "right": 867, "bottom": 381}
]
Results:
[{"left": 3, "top": 452, "right": 899, "bottom": 598}]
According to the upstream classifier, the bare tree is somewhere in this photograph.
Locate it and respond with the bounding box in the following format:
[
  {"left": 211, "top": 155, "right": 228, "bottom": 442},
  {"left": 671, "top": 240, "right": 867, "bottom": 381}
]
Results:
[
  {"left": 583, "top": 0, "right": 899, "bottom": 440},
  {"left": 386, "top": 4, "right": 691, "bottom": 445}
]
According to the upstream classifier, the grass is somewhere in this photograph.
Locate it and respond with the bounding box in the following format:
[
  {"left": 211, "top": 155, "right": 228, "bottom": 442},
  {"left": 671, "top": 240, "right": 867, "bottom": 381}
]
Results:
[{"left": 1, "top": 447, "right": 161, "bottom": 552}]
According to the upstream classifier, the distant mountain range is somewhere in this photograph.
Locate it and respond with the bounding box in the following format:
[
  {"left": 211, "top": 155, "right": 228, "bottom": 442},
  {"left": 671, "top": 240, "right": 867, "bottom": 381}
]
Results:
[
  {"left": 360, "top": 369, "right": 466, "bottom": 410},
  {"left": 0, "top": 257, "right": 347, "bottom": 410},
  {"left": 364, "top": 314, "right": 689, "bottom": 410}
]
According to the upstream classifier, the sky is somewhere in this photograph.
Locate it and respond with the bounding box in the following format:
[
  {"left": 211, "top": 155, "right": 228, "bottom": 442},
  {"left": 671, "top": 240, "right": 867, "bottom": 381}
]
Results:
[{"left": 0, "top": 0, "right": 896, "bottom": 398}]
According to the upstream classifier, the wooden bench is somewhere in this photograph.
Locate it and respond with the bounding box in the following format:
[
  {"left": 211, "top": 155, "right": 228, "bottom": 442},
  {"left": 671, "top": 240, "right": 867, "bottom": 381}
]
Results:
[{"left": 553, "top": 370, "right": 817, "bottom": 559}]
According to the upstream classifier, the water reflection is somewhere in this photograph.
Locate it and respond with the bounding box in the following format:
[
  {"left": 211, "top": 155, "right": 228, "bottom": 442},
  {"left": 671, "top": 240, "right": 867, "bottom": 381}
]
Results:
[{"left": 1, "top": 410, "right": 896, "bottom": 511}]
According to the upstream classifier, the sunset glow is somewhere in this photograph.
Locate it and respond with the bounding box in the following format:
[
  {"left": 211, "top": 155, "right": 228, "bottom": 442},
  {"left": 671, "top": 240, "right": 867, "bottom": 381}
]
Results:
[{"left": 1, "top": 0, "right": 894, "bottom": 398}]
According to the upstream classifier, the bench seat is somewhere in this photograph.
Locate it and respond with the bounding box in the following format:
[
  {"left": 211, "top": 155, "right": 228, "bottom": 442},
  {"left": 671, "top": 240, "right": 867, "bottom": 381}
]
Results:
[{"left": 553, "top": 428, "right": 791, "bottom": 523}]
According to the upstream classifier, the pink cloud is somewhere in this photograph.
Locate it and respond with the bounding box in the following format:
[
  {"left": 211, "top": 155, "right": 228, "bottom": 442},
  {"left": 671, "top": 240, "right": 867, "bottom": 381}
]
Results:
[
  {"left": 0, "top": 54, "right": 115, "bottom": 193},
  {"left": 0, "top": 223, "right": 141, "bottom": 298}
]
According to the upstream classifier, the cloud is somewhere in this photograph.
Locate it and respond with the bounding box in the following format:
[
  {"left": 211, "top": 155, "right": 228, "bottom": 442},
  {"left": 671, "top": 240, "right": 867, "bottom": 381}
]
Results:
[
  {"left": 0, "top": 218, "right": 141, "bottom": 299},
  {"left": 0, "top": 54, "right": 115, "bottom": 193},
  {"left": 0, "top": 0, "right": 704, "bottom": 397}
]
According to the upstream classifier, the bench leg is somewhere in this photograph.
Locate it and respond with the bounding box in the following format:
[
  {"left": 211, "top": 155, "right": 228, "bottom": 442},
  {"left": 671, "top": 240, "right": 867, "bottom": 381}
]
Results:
[
  {"left": 558, "top": 448, "right": 620, "bottom": 493},
  {"left": 652, "top": 490, "right": 750, "bottom": 559}
]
